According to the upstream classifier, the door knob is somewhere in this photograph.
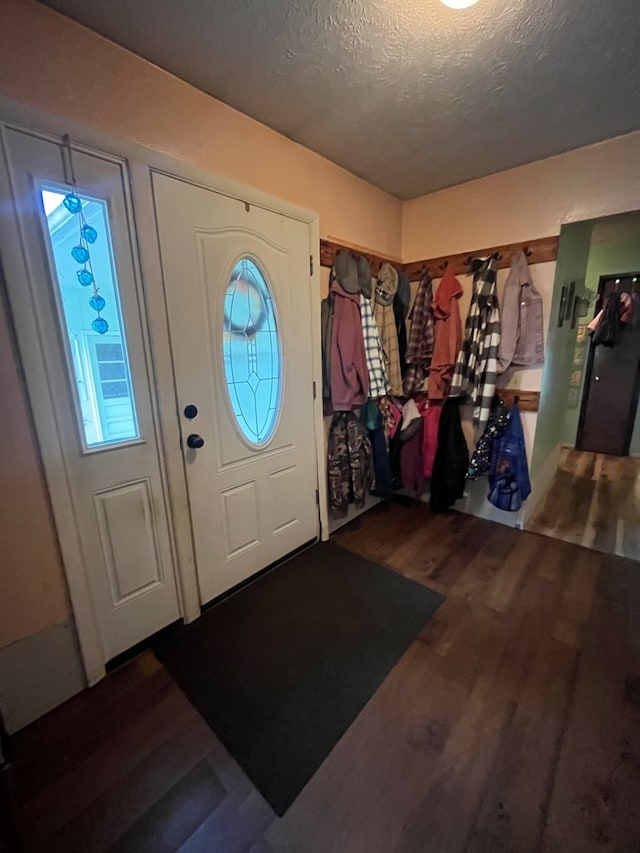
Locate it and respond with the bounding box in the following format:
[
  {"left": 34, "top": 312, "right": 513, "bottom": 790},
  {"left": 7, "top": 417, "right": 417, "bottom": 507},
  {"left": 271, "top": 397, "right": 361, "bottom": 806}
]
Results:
[{"left": 186, "top": 433, "right": 205, "bottom": 449}]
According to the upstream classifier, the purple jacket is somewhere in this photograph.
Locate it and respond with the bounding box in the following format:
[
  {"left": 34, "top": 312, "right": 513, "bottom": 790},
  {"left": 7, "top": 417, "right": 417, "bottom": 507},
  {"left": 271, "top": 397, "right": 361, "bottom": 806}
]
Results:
[{"left": 330, "top": 281, "right": 369, "bottom": 410}]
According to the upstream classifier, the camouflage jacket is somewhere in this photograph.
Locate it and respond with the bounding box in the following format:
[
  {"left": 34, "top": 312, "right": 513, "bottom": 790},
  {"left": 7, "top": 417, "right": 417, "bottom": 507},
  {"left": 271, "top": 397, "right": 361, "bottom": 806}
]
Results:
[{"left": 328, "top": 411, "right": 374, "bottom": 518}]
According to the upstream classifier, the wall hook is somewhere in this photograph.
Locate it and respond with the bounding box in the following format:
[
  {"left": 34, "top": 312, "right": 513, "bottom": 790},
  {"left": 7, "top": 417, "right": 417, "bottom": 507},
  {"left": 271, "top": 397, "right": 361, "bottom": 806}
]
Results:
[
  {"left": 464, "top": 256, "right": 472, "bottom": 266},
  {"left": 493, "top": 252, "right": 503, "bottom": 261},
  {"left": 524, "top": 246, "right": 532, "bottom": 257},
  {"left": 440, "top": 260, "right": 449, "bottom": 271}
]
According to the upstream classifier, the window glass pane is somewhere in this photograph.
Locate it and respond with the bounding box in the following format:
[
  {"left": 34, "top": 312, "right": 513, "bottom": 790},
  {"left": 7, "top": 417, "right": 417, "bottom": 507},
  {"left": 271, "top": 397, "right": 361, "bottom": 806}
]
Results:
[
  {"left": 95, "top": 343, "right": 124, "bottom": 361},
  {"left": 101, "top": 381, "right": 130, "bottom": 399},
  {"left": 98, "top": 362, "right": 126, "bottom": 381},
  {"left": 222, "top": 258, "right": 281, "bottom": 444},
  {"left": 41, "top": 188, "right": 139, "bottom": 447}
]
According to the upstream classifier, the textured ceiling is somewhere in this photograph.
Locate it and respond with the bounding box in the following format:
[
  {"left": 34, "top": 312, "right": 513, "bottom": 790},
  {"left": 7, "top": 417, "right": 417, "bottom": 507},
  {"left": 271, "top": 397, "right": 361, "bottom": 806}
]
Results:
[{"left": 39, "top": 0, "right": 640, "bottom": 199}]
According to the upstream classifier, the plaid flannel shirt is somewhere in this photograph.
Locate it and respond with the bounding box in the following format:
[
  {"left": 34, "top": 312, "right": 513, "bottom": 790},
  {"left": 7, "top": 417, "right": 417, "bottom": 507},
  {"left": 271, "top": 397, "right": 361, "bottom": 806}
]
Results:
[
  {"left": 403, "top": 272, "right": 434, "bottom": 395},
  {"left": 360, "top": 294, "right": 390, "bottom": 398},
  {"left": 449, "top": 256, "right": 501, "bottom": 434}
]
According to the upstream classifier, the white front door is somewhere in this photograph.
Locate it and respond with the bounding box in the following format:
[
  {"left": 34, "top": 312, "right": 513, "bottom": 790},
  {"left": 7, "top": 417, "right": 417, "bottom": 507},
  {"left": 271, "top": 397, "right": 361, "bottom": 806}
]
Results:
[
  {"left": 153, "top": 174, "right": 319, "bottom": 603},
  {"left": 0, "top": 129, "right": 181, "bottom": 662}
]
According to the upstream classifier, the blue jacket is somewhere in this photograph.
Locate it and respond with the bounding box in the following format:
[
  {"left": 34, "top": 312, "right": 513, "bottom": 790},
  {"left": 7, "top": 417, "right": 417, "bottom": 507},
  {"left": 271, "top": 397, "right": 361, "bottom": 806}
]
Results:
[{"left": 488, "top": 402, "right": 531, "bottom": 512}]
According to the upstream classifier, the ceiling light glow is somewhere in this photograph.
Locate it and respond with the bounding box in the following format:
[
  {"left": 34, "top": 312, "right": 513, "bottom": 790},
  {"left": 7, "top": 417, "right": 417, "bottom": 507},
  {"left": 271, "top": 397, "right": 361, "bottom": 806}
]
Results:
[{"left": 440, "top": 0, "right": 480, "bottom": 8}]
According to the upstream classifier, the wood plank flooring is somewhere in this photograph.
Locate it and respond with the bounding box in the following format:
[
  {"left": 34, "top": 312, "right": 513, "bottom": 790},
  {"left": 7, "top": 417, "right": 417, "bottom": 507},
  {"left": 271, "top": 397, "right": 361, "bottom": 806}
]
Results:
[
  {"left": 527, "top": 448, "right": 640, "bottom": 559},
  {"left": 3, "top": 503, "right": 640, "bottom": 852}
]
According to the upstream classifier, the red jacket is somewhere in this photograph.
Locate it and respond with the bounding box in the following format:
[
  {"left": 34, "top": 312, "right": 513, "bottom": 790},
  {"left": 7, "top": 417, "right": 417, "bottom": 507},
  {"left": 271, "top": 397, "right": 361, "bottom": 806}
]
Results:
[
  {"left": 330, "top": 281, "right": 369, "bottom": 410},
  {"left": 428, "top": 267, "right": 463, "bottom": 400}
]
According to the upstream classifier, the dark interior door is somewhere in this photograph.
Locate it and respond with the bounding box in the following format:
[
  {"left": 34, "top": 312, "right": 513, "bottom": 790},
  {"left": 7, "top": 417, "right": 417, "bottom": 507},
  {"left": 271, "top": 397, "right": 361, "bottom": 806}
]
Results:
[{"left": 577, "top": 275, "right": 640, "bottom": 456}]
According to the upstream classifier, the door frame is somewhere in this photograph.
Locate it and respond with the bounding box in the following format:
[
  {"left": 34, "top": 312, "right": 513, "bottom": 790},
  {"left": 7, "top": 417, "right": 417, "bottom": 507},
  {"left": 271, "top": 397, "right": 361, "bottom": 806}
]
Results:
[{"left": 0, "top": 95, "right": 327, "bottom": 686}]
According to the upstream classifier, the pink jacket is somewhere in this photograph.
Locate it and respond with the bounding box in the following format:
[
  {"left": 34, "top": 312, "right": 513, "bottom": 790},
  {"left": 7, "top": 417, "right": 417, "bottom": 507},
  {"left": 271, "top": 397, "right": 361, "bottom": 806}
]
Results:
[
  {"left": 421, "top": 402, "right": 442, "bottom": 478},
  {"left": 330, "top": 281, "right": 369, "bottom": 410}
]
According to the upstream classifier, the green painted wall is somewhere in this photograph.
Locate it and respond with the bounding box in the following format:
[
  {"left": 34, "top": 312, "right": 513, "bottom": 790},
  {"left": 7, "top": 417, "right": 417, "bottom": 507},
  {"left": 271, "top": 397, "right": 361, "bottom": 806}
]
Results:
[{"left": 531, "top": 221, "right": 593, "bottom": 476}]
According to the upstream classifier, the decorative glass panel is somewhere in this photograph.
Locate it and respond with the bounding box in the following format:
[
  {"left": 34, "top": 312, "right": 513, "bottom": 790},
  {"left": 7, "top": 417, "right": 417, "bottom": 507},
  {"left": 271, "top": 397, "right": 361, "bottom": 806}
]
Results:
[
  {"left": 40, "top": 188, "right": 139, "bottom": 447},
  {"left": 223, "top": 258, "right": 281, "bottom": 445}
]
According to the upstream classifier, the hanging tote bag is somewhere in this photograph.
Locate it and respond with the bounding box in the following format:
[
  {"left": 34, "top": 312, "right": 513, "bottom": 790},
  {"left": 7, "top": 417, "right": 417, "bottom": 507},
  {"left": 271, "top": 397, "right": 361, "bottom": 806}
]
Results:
[{"left": 487, "top": 401, "right": 531, "bottom": 512}]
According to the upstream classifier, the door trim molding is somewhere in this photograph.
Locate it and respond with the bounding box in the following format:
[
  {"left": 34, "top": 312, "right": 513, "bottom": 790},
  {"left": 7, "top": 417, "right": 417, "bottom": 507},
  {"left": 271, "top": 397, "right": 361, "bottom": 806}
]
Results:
[
  {"left": 308, "top": 216, "right": 330, "bottom": 540},
  {"left": 0, "top": 95, "right": 326, "bottom": 684}
]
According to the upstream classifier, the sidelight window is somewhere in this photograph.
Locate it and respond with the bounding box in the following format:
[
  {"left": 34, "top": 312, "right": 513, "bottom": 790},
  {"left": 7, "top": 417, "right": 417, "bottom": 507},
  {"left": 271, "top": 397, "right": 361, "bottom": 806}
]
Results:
[{"left": 40, "top": 188, "right": 139, "bottom": 447}]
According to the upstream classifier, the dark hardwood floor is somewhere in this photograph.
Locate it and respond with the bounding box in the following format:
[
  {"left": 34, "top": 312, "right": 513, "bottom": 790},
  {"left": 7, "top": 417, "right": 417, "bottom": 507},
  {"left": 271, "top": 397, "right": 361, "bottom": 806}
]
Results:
[
  {"left": 3, "top": 503, "right": 640, "bottom": 852},
  {"left": 527, "top": 448, "right": 640, "bottom": 559}
]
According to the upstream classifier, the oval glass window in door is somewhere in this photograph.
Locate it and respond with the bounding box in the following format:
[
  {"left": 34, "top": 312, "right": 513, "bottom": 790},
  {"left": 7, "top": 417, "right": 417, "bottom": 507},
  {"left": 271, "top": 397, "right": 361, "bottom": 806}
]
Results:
[{"left": 222, "top": 258, "right": 282, "bottom": 445}]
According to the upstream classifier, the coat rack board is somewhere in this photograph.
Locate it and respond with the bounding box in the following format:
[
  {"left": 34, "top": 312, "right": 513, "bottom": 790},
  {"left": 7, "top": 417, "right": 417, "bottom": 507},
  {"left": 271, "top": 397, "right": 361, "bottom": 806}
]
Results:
[
  {"left": 495, "top": 389, "right": 539, "bottom": 412},
  {"left": 319, "top": 238, "right": 402, "bottom": 277},
  {"left": 324, "top": 388, "right": 539, "bottom": 415},
  {"left": 319, "top": 235, "right": 559, "bottom": 281}
]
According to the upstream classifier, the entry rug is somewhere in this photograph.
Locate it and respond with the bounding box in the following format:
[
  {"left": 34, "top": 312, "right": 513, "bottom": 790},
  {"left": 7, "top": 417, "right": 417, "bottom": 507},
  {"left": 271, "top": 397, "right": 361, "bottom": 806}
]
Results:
[{"left": 154, "top": 540, "right": 444, "bottom": 815}]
